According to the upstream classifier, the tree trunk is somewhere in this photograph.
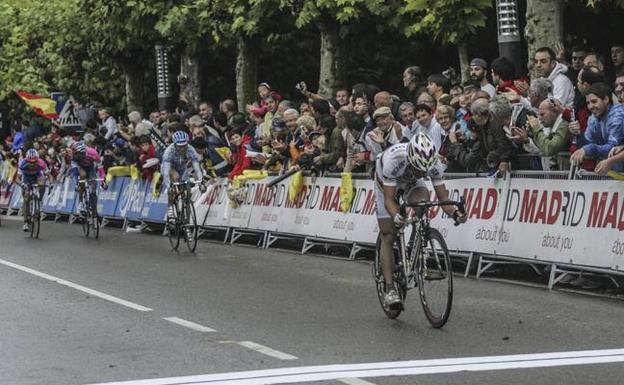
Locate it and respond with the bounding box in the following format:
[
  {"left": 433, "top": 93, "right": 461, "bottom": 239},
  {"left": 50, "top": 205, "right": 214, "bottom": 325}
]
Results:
[
  {"left": 179, "top": 49, "right": 201, "bottom": 111},
  {"left": 458, "top": 43, "right": 470, "bottom": 84},
  {"left": 318, "top": 22, "right": 346, "bottom": 99},
  {"left": 124, "top": 65, "right": 144, "bottom": 115},
  {"left": 525, "top": 0, "right": 564, "bottom": 73},
  {"left": 235, "top": 36, "right": 258, "bottom": 112}
]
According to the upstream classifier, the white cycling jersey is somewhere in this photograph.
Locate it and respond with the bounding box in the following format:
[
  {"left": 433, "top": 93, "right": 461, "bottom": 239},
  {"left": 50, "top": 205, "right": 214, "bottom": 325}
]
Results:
[{"left": 375, "top": 142, "right": 445, "bottom": 188}]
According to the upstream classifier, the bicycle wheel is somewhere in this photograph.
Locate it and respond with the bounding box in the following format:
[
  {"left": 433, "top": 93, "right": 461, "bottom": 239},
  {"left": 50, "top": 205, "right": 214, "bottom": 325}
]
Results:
[
  {"left": 31, "top": 197, "right": 40, "bottom": 239},
  {"left": 167, "top": 200, "right": 181, "bottom": 250},
  {"left": 373, "top": 234, "right": 406, "bottom": 319},
  {"left": 90, "top": 191, "right": 100, "bottom": 239},
  {"left": 183, "top": 200, "right": 198, "bottom": 252},
  {"left": 81, "top": 194, "right": 90, "bottom": 238},
  {"left": 416, "top": 227, "right": 453, "bottom": 328}
]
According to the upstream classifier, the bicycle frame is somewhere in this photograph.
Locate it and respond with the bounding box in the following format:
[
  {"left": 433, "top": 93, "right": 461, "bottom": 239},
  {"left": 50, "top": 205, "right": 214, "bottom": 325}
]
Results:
[{"left": 396, "top": 198, "right": 465, "bottom": 290}]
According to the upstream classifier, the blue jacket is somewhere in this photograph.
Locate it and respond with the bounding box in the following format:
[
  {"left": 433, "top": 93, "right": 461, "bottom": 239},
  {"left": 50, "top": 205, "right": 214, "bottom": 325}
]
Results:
[
  {"left": 583, "top": 104, "right": 624, "bottom": 166},
  {"left": 11, "top": 131, "right": 24, "bottom": 153}
]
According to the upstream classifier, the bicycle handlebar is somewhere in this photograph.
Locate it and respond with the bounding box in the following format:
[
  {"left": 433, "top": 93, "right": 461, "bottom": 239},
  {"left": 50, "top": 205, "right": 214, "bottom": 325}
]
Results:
[{"left": 404, "top": 196, "right": 465, "bottom": 212}]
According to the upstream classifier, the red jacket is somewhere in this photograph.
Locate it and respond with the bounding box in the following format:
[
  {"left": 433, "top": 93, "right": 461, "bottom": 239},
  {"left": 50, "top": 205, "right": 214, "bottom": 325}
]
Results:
[
  {"left": 229, "top": 134, "right": 252, "bottom": 180},
  {"left": 138, "top": 144, "right": 158, "bottom": 180}
]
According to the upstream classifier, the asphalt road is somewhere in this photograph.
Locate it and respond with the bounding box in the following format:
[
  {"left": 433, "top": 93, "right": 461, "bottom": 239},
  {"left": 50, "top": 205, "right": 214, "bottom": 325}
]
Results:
[{"left": 1, "top": 218, "right": 623, "bottom": 385}]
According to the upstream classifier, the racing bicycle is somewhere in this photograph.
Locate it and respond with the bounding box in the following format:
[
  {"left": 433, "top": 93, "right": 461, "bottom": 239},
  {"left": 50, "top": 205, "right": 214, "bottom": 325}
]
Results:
[
  {"left": 23, "top": 183, "right": 47, "bottom": 239},
  {"left": 166, "top": 179, "right": 200, "bottom": 252},
  {"left": 77, "top": 178, "right": 103, "bottom": 239},
  {"left": 373, "top": 197, "right": 465, "bottom": 328}
]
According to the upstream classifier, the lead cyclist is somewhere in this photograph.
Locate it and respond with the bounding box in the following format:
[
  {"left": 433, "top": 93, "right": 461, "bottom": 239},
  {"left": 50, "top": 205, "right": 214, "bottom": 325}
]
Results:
[{"left": 375, "top": 133, "right": 467, "bottom": 309}]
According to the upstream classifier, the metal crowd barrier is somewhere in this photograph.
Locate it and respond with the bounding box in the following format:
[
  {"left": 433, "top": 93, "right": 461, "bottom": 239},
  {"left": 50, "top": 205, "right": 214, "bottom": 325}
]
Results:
[{"left": 1, "top": 164, "right": 623, "bottom": 293}]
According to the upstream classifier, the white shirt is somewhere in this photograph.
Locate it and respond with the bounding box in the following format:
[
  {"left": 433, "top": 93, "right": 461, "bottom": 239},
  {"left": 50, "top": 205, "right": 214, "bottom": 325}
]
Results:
[
  {"left": 100, "top": 116, "right": 117, "bottom": 140},
  {"left": 481, "top": 83, "right": 496, "bottom": 98}
]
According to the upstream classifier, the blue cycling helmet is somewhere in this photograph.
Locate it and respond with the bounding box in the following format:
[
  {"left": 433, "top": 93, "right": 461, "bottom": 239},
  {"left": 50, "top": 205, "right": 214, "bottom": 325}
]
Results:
[
  {"left": 71, "top": 141, "right": 87, "bottom": 154},
  {"left": 172, "top": 131, "right": 189, "bottom": 146},
  {"left": 25, "top": 148, "right": 39, "bottom": 162}
]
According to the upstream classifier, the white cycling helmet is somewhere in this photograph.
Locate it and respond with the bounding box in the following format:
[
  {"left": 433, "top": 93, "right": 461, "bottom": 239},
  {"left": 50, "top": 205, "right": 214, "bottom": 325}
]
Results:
[{"left": 407, "top": 133, "right": 438, "bottom": 172}]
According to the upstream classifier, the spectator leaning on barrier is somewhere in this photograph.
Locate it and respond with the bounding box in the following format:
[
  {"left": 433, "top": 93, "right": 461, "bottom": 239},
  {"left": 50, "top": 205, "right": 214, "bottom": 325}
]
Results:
[
  {"left": 470, "top": 58, "right": 496, "bottom": 98},
  {"left": 228, "top": 128, "right": 252, "bottom": 180},
  {"left": 571, "top": 82, "right": 624, "bottom": 170},
  {"left": 522, "top": 98, "right": 572, "bottom": 171},
  {"left": 136, "top": 135, "right": 158, "bottom": 180}
]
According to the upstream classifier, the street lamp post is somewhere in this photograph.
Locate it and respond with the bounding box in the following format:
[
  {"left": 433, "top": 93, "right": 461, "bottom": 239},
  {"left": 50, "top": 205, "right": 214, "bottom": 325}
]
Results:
[
  {"left": 155, "top": 44, "right": 171, "bottom": 111},
  {"left": 496, "top": 0, "right": 523, "bottom": 75}
]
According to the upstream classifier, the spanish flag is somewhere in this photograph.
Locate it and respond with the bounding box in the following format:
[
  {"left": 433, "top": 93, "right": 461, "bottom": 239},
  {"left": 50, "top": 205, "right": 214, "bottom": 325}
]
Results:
[{"left": 16, "top": 91, "right": 59, "bottom": 120}]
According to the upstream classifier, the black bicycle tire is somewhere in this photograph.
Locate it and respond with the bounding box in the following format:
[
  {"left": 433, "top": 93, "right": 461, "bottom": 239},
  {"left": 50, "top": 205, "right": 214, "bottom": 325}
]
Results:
[
  {"left": 373, "top": 233, "right": 405, "bottom": 319},
  {"left": 184, "top": 199, "right": 199, "bottom": 253},
  {"left": 416, "top": 227, "right": 453, "bottom": 329},
  {"left": 81, "top": 193, "right": 90, "bottom": 238},
  {"left": 167, "top": 199, "right": 181, "bottom": 250},
  {"left": 91, "top": 191, "right": 99, "bottom": 239},
  {"left": 32, "top": 197, "right": 41, "bottom": 239}
]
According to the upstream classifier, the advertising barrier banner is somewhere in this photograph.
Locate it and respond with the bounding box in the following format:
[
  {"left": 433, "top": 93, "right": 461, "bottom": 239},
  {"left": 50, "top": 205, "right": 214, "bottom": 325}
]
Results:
[
  {"left": 140, "top": 185, "right": 168, "bottom": 223},
  {"left": 118, "top": 179, "right": 149, "bottom": 221},
  {"left": 245, "top": 176, "right": 377, "bottom": 243},
  {"left": 194, "top": 181, "right": 230, "bottom": 228},
  {"left": 429, "top": 177, "right": 624, "bottom": 272},
  {"left": 97, "top": 176, "right": 127, "bottom": 218},
  {"left": 9, "top": 184, "right": 23, "bottom": 210},
  {"left": 56, "top": 177, "right": 77, "bottom": 214},
  {"left": 42, "top": 182, "right": 62, "bottom": 213}
]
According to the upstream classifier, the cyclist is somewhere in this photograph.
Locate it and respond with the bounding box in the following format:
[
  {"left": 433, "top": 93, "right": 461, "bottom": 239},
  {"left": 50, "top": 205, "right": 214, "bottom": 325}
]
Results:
[
  {"left": 161, "top": 131, "right": 205, "bottom": 219},
  {"left": 70, "top": 141, "right": 105, "bottom": 214},
  {"left": 18, "top": 149, "right": 51, "bottom": 232},
  {"left": 375, "top": 133, "right": 467, "bottom": 309}
]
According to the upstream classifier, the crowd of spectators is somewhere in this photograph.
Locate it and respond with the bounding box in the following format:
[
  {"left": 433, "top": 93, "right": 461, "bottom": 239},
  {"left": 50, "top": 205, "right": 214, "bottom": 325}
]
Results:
[{"left": 3, "top": 42, "right": 624, "bottom": 187}]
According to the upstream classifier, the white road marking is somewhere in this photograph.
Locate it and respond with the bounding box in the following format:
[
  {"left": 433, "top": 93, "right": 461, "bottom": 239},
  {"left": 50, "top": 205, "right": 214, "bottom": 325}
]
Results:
[
  {"left": 338, "top": 378, "right": 377, "bottom": 385},
  {"left": 0, "top": 258, "right": 152, "bottom": 312},
  {"left": 88, "top": 348, "right": 624, "bottom": 384},
  {"left": 220, "top": 340, "right": 298, "bottom": 361},
  {"left": 163, "top": 317, "right": 217, "bottom": 333}
]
